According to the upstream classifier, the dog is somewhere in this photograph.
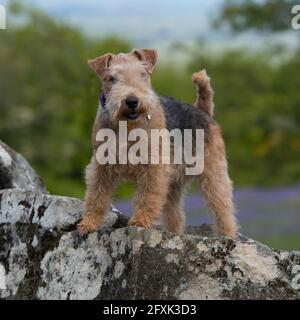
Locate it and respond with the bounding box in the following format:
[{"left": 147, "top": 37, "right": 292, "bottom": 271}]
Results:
[{"left": 77, "top": 49, "right": 237, "bottom": 238}]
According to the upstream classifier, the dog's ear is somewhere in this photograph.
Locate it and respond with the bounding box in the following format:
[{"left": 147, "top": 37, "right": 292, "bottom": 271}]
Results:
[
  {"left": 88, "top": 53, "right": 114, "bottom": 79},
  {"left": 131, "top": 49, "right": 158, "bottom": 73}
]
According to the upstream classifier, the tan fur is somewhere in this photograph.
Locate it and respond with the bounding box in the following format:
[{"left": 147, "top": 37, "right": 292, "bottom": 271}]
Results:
[
  {"left": 162, "top": 177, "right": 186, "bottom": 234},
  {"left": 200, "top": 124, "right": 237, "bottom": 237},
  {"left": 192, "top": 69, "right": 214, "bottom": 116},
  {"left": 78, "top": 50, "right": 237, "bottom": 238}
]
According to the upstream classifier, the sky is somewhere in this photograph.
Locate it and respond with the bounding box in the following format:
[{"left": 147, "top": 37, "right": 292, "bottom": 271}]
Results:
[
  {"left": 4, "top": 0, "right": 224, "bottom": 45},
  {"left": 1, "top": 0, "right": 298, "bottom": 52}
]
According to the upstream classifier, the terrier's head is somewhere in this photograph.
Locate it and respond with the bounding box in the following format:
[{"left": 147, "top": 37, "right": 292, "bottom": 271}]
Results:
[{"left": 89, "top": 49, "right": 158, "bottom": 126}]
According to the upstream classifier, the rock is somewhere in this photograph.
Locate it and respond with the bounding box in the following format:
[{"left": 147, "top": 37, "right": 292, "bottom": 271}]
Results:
[
  {"left": 0, "top": 140, "right": 47, "bottom": 193},
  {"left": 1, "top": 189, "right": 300, "bottom": 300}
]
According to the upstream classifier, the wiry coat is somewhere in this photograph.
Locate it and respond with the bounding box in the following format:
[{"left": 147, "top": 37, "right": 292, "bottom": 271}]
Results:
[{"left": 78, "top": 50, "right": 237, "bottom": 238}]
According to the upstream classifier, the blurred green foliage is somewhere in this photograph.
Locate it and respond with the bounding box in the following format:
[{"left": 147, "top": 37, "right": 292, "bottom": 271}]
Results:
[
  {"left": 0, "top": 3, "right": 300, "bottom": 199},
  {"left": 0, "top": 4, "right": 131, "bottom": 198},
  {"left": 216, "top": 0, "right": 299, "bottom": 31},
  {"left": 263, "top": 235, "right": 300, "bottom": 251}
]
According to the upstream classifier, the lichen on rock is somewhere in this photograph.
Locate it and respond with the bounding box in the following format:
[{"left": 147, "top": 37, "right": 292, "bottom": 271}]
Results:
[{"left": 0, "top": 140, "right": 47, "bottom": 193}]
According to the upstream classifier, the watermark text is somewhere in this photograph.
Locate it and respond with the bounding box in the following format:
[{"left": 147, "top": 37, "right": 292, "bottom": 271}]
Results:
[
  {"left": 0, "top": 4, "right": 6, "bottom": 29},
  {"left": 291, "top": 5, "right": 300, "bottom": 30},
  {"left": 95, "top": 121, "right": 204, "bottom": 175},
  {"left": 292, "top": 265, "right": 300, "bottom": 290}
]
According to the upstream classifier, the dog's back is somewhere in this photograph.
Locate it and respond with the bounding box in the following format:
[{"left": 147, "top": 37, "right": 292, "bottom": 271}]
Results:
[{"left": 160, "top": 96, "right": 215, "bottom": 133}]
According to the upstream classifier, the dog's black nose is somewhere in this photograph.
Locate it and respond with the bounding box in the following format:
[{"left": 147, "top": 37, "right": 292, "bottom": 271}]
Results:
[{"left": 125, "top": 96, "right": 139, "bottom": 110}]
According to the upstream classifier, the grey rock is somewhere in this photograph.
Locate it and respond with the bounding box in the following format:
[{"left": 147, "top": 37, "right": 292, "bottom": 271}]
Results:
[
  {"left": 0, "top": 140, "right": 47, "bottom": 193},
  {"left": 0, "top": 188, "right": 300, "bottom": 300}
]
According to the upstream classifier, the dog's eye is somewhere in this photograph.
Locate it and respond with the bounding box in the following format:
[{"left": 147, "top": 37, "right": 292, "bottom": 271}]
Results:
[
  {"left": 109, "top": 76, "right": 117, "bottom": 84},
  {"left": 141, "top": 72, "right": 147, "bottom": 78}
]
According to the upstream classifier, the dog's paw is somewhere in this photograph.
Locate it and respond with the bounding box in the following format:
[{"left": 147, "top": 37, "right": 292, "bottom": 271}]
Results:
[
  {"left": 77, "top": 214, "right": 102, "bottom": 236},
  {"left": 192, "top": 69, "right": 210, "bottom": 86},
  {"left": 77, "top": 221, "right": 91, "bottom": 236},
  {"left": 128, "top": 218, "right": 152, "bottom": 229}
]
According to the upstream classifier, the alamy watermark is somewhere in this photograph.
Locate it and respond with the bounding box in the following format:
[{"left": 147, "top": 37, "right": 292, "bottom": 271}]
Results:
[
  {"left": 0, "top": 4, "right": 6, "bottom": 29},
  {"left": 291, "top": 265, "right": 300, "bottom": 290},
  {"left": 0, "top": 263, "right": 6, "bottom": 290},
  {"left": 95, "top": 121, "right": 204, "bottom": 175},
  {"left": 291, "top": 5, "right": 300, "bottom": 30}
]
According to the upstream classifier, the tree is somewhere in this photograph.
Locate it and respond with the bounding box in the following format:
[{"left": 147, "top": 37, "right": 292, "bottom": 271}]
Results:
[
  {"left": 216, "top": 0, "right": 299, "bottom": 32},
  {"left": 0, "top": 3, "right": 131, "bottom": 197}
]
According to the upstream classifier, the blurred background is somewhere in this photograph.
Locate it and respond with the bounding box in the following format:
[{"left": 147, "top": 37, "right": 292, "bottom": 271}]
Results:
[{"left": 0, "top": 0, "right": 299, "bottom": 249}]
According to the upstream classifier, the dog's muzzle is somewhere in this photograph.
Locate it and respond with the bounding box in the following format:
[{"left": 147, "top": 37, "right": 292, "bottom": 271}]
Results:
[{"left": 122, "top": 95, "right": 141, "bottom": 120}]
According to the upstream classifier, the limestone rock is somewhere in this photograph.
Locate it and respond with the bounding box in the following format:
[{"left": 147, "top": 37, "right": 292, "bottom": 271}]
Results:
[
  {"left": 1, "top": 188, "right": 299, "bottom": 300},
  {"left": 0, "top": 140, "right": 47, "bottom": 193}
]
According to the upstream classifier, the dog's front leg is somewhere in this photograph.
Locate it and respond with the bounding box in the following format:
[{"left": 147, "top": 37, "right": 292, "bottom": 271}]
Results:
[
  {"left": 129, "top": 165, "right": 169, "bottom": 229},
  {"left": 78, "top": 157, "right": 115, "bottom": 235}
]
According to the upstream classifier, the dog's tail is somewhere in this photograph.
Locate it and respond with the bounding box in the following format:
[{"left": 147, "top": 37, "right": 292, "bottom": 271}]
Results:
[{"left": 192, "top": 69, "right": 214, "bottom": 116}]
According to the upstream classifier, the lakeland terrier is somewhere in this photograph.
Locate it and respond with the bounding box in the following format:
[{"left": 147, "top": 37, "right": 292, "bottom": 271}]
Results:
[{"left": 78, "top": 49, "right": 237, "bottom": 237}]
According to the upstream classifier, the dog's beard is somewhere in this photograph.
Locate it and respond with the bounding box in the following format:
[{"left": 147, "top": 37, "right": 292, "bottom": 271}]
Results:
[
  {"left": 109, "top": 99, "right": 149, "bottom": 125},
  {"left": 103, "top": 87, "right": 156, "bottom": 128}
]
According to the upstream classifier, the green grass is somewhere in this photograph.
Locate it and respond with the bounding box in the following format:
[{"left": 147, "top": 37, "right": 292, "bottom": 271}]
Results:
[
  {"left": 45, "top": 175, "right": 136, "bottom": 201},
  {"left": 115, "top": 182, "right": 135, "bottom": 200},
  {"left": 258, "top": 235, "right": 300, "bottom": 251},
  {"left": 45, "top": 175, "right": 85, "bottom": 199}
]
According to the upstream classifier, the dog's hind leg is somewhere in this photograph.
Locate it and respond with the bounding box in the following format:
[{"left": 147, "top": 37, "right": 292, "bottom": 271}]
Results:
[
  {"left": 199, "top": 124, "right": 238, "bottom": 238},
  {"left": 192, "top": 69, "right": 214, "bottom": 116}
]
